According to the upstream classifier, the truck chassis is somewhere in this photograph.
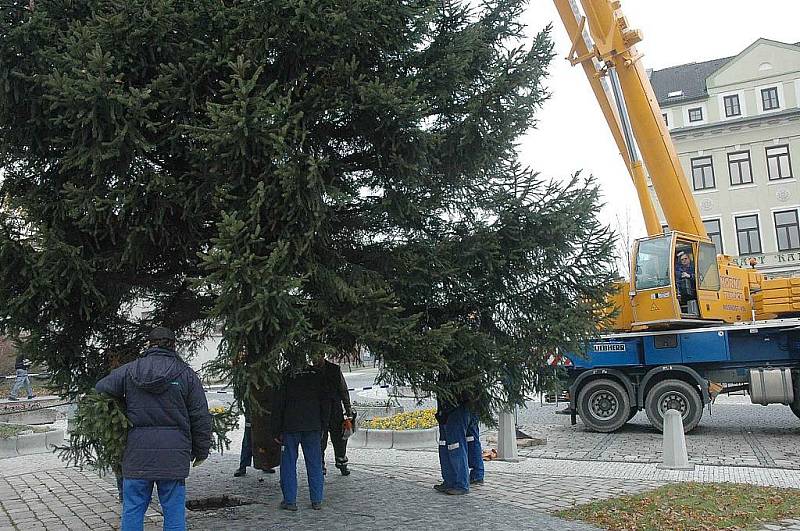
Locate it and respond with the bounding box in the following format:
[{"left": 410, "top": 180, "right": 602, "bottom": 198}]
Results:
[{"left": 565, "top": 318, "right": 800, "bottom": 432}]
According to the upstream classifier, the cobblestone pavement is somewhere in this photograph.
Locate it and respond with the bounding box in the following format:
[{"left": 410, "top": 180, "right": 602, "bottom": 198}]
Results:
[
  {"left": 0, "top": 462, "right": 163, "bottom": 530},
  {"left": 184, "top": 457, "right": 600, "bottom": 530},
  {"left": 512, "top": 396, "right": 800, "bottom": 470},
  {"left": 2, "top": 416, "right": 800, "bottom": 531},
  {"left": 1, "top": 445, "right": 799, "bottom": 530},
  {"left": 0, "top": 451, "right": 598, "bottom": 531}
]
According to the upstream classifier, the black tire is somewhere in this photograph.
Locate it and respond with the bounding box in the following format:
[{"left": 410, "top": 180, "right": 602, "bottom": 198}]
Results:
[
  {"left": 791, "top": 401, "right": 800, "bottom": 420},
  {"left": 791, "top": 372, "right": 800, "bottom": 421},
  {"left": 576, "top": 378, "right": 631, "bottom": 433},
  {"left": 644, "top": 379, "right": 703, "bottom": 433}
]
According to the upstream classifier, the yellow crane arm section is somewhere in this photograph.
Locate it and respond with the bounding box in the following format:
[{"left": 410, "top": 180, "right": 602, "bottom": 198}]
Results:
[
  {"left": 554, "top": 0, "right": 708, "bottom": 239},
  {"left": 552, "top": 0, "right": 660, "bottom": 236}
]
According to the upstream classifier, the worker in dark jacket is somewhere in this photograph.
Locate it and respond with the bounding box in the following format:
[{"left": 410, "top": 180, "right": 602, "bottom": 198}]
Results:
[
  {"left": 96, "top": 326, "right": 212, "bottom": 531},
  {"left": 272, "top": 363, "right": 328, "bottom": 511},
  {"left": 318, "top": 358, "right": 353, "bottom": 476}
]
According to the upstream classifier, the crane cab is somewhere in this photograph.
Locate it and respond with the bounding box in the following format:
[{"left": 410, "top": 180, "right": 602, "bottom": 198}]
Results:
[{"left": 625, "top": 231, "right": 752, "bottom": 330}]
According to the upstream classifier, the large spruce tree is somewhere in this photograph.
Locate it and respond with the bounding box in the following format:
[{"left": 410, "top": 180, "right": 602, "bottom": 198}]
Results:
[{"left": 0, "top": 0, "right": 615, "bottom": 416}]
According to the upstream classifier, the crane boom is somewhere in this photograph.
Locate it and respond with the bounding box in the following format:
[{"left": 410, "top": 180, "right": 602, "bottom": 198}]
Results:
[
  {"left": 552, "top": 0, "right": 800, "bottom": 330},
  {"left": 552, "top": 0, "right": 661, "bottom": 236},
  {"left": 554, "top": 0, "right": 707, "bottom": 239}
]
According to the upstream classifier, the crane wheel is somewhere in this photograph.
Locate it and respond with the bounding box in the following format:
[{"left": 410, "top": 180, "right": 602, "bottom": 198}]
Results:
[
  {"left": 644, "top": 379, "right": 703, "bottom": 433},
  {"left": 791, "top": 372, "right": 800, "bottom": 421},
  {"left": 576, "top": 378, "right": 631, "bottom": 433}
]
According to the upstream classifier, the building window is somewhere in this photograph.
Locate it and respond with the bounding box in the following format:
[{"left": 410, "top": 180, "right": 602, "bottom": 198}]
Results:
[
  {"left": 723, "top": 95, "right": 741, "bottom": 117},
  {"left": 761, "top": 87, "right": 780, "bottom": 110},
  {"left": 766, "top": 145, "right": 792, "bottom": 180},
  {"left": 662, "top": 113, "right": 668, "bottom": 126},
  {"left": 774, "top": 210, "right": 800, "bottom": 251},
  {"left": 703, "top": 219, "right": 723, "bottom": 254},
  {"left": 735, "top": 214, "right": 762, "bottom": 255},
  {"left": 691, "top": 156, "right": 715, "bottom": 190},
  {"left": 727, "top": 151, "right": 753, "bottom": 186},
  {"left": 688, "top": 107, "right": 703, "bottom": 122}
]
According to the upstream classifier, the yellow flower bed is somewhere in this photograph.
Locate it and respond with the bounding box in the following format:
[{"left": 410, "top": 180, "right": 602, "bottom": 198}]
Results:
[{"left": 363, "top": 408, "right": 437, "bottom": 431}]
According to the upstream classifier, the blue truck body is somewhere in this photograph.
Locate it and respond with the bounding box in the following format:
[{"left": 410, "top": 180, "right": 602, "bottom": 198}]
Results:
[{"left": 564, "top": 318, "right": 800, "bottom": 432}]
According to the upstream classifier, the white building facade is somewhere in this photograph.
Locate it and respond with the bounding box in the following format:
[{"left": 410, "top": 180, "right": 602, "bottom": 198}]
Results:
[{"left": 649, "top": 39, "right": 800, "bottom": 277}]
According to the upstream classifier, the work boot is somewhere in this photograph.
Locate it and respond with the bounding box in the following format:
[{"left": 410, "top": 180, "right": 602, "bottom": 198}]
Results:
[
  {"left": 7, "top": 396, "right": 18, "bottom": 401},
  {"left": 311, "top": 502, "right": 322, "bottom": 510},
  {"left": 470, "top": 478, "right": 484, "bottom": 486},
  {"left": 279, "top": 501, "right": 298, "bottom": 512},
  {"left": 433, "top": 483, "right": 447, "bottom": 493},
  {"left": 335, "top": 460, "right": 350, "bottom": 476},
  {"left": 445, "top": 488, "right": 468, "bottom": 495},
  {"left": 233, "top": 468, "right": 246, "bottom": 477},
  {"left": 27, "top": 394, "right": 36, "bottom": 400}
]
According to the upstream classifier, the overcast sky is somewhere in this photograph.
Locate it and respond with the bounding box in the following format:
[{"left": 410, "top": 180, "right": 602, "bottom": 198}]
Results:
[{"left": 517, "top": 0, "right": 800, "bottom": 240}]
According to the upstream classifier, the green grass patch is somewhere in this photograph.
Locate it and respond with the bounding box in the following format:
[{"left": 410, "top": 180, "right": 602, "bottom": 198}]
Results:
[
  {"left": 0, "top": 423, "right": 49, "bottom": 438},
  {"left": 557, "top": 482, "right": 800, "bottom": 531}
]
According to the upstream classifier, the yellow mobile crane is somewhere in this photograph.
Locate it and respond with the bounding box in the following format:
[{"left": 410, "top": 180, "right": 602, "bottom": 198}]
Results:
[{"left": 553, "top": 0, "right": 800, "bottom": 331}]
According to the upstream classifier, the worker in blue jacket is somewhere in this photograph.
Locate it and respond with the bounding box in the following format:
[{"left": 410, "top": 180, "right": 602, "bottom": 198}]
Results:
[{"left": 96, "top": 327, "right": 212, "bottom": 531}]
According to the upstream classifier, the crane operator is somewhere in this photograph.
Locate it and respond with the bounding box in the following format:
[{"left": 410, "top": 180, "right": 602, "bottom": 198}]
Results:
[{"left": 675, "top": 251, "right": 696, "bottom": 308}]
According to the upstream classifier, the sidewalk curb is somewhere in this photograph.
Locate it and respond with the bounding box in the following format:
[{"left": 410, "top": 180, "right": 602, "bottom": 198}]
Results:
[
  {"left": 1, "top": 408, "right": 63, "bottom": 425},
  {"left": 0, "top": 428, "right": 64, "bottom": 458},
  {"left": 350, "top": 427, "right": 438, "bottom": 450}
]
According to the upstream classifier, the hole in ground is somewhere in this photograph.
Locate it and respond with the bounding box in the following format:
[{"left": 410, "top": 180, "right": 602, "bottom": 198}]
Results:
[{"left": 186, "top": 495, "right": 252, "bottom": 511}]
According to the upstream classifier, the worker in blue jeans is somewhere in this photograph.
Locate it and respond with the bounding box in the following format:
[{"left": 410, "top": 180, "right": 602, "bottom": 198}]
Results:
[
  {"left": 96, "top": 327, "right": 212, "bottom": 531},
  {"left": 272, "top": 362, "right": 327, "bottom": 511},
  {"left": 122, "top": 480, "right": 186, "bottom": 529},
  {"left": 434, "top": 400, "right": 470, "bottom": 495},
  {"left": 466, "top": 412, "right": 484, "bottom": 485},
  {"left": 7, "top": 355, "right": 35, "bottom": 400},
  {"left": 277, "top": 431, "right": 324, "bottom": 509}
]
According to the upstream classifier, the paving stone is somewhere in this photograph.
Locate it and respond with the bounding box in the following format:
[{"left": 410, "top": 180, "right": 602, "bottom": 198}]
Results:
[{"left": 2, "top": 419, "right": 800, "bottom": 531}]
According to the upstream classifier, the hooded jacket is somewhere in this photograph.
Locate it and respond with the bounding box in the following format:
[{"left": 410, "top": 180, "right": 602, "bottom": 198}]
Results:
[{"left": 95, "top": 347, "right": 212, "bottom": 480}]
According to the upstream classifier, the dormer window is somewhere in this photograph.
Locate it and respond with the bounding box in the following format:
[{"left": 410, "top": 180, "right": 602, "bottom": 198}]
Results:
[{"left": 667, "top": 90, "right": 684, "bottom": 98}]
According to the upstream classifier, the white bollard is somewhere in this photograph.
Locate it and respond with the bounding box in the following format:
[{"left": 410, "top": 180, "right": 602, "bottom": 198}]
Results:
[
  {"left": 497, "top": 410, "right": 519, "bottom": 462},
  {"left": 66, "top": 402, "right": 78, "bottom": 436},
  {"left": 658, "top": 409, "right": 694, "bottom": 470}
]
